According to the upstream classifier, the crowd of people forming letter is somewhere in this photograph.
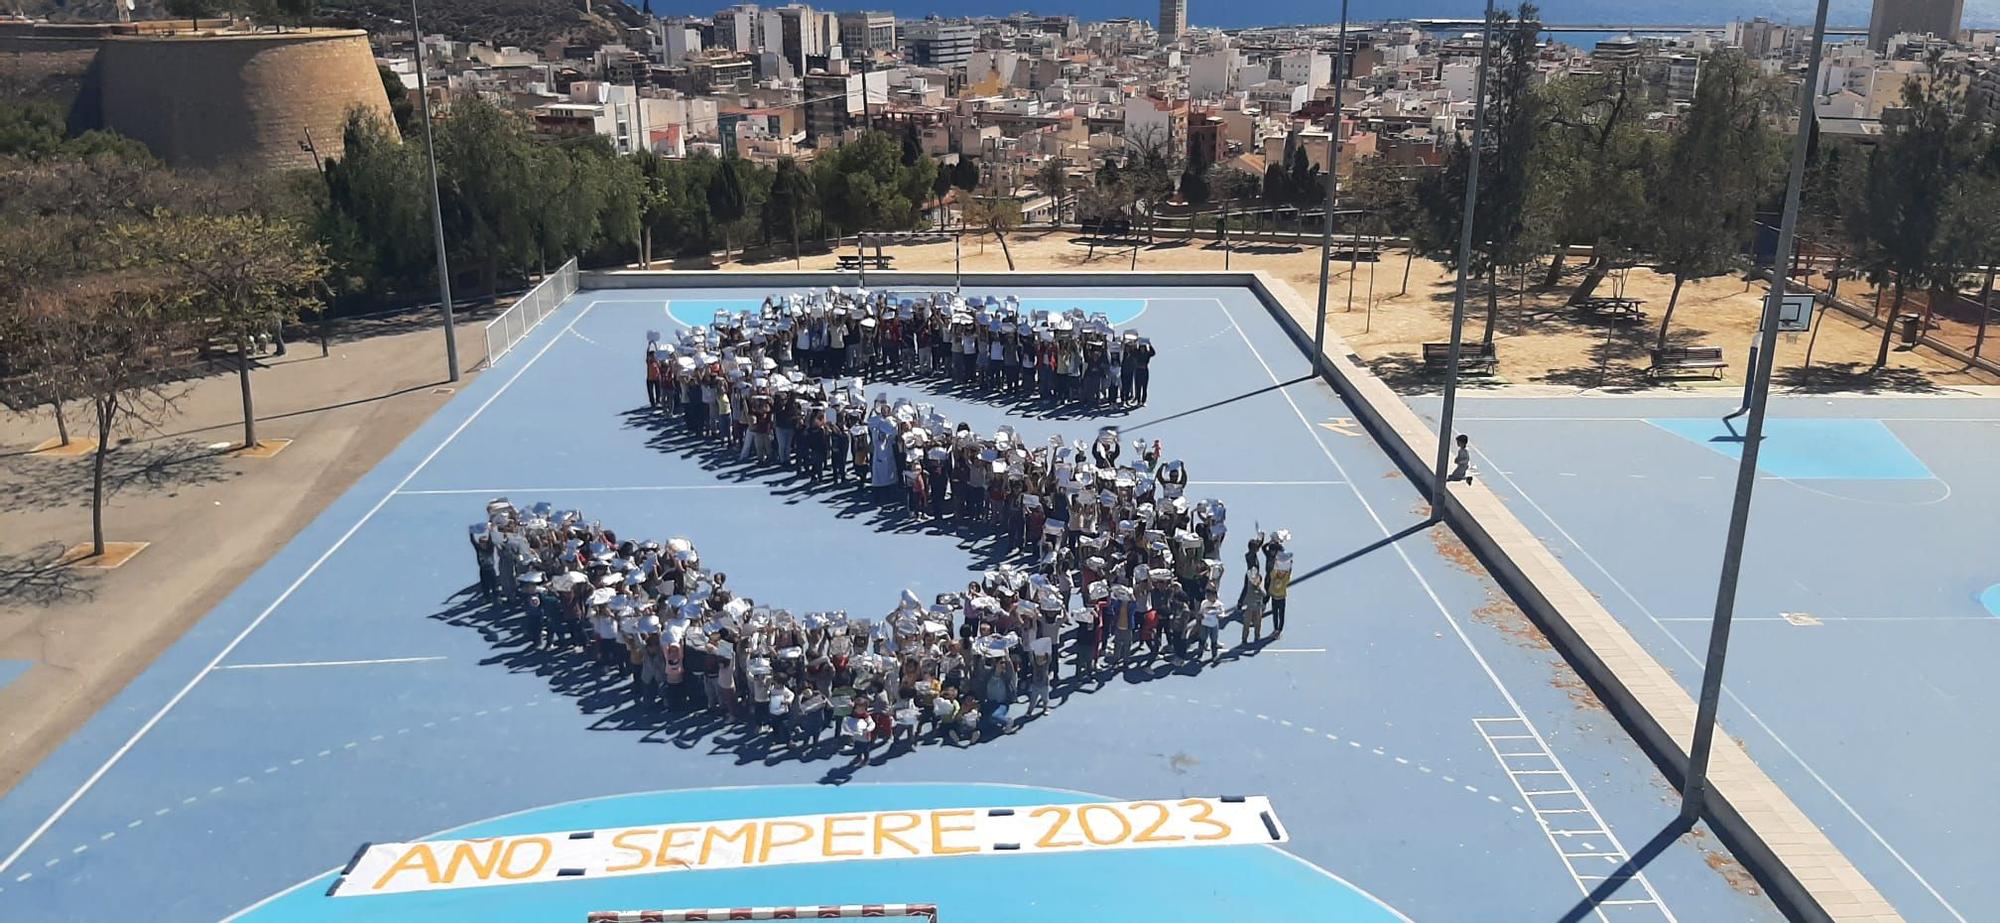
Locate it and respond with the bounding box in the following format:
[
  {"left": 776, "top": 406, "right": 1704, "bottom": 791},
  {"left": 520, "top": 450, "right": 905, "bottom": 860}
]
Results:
[{"left": 467, "top": 289, "right": 1297, "bottom": 766}]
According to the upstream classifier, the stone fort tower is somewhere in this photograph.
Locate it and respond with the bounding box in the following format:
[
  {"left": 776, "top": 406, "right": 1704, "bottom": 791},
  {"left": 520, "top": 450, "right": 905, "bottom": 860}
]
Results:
[{"left": 2, "top": 23, "right": 397, "bottom": 172}]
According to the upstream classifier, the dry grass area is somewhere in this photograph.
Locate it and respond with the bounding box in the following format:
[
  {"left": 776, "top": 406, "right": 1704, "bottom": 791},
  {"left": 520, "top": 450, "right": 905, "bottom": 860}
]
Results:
[{"left": 709, "top": 230, "right": 2000, "bottom": 395}]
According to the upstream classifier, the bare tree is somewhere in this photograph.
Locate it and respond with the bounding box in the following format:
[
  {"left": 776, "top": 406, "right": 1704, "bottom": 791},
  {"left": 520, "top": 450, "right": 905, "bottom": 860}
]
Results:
[
  {"left": 7, "top": 274, "right": 200, "bottom": 557},
  {"left": 129, "top": 214, "right": 328, "bottom": 448},
  {"left": 965, "top": 189, "right": 1024, "bottom": 271}
]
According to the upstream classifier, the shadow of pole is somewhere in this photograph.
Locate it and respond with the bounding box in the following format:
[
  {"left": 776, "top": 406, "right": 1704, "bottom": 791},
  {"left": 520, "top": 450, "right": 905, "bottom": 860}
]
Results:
[
  {"left": 1556, "top": 815, "right": 1694, "bottom": 923},
  {"left": 1287, "top": 520, "right": 1429, "bottom": 588},
  {"left": 1122, "top": 375, "right": 1314, "bottom": 433}
]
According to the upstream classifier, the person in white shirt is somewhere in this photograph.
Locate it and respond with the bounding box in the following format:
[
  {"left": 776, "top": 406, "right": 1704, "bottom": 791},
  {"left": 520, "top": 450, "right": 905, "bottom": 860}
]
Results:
[
  {"left": 1200, "top": 595, "right": 1224, "bottom": 665},
  {"left": 769, "top": 680, "right": 797, "bottom": 743}
]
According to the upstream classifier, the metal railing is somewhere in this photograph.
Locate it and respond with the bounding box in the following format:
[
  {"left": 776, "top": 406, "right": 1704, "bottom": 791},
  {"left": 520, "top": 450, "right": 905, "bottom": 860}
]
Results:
[{"left": 482, "top": 257, "right": 579, "bottom": 368}]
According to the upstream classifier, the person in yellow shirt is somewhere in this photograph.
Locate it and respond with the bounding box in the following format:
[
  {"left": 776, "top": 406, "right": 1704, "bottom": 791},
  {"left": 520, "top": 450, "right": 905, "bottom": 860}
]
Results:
[{"left": 1266, "top": 551, "right": 1293, "bottom": 638}]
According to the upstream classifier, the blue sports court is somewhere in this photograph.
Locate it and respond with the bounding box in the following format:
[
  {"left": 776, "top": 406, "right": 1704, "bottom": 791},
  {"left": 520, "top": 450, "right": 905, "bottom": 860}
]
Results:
[
  {"left": 1430, "top": 394, "right": 2000, "bottom": 923},
  {"left": 0, "top": 281, "right": 1782, "bottom": 922}
]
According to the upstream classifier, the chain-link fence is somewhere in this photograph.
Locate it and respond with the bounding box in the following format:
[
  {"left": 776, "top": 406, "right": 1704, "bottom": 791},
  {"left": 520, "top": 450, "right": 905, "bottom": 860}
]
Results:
[{"left": 482, "top": 258, "right": 580, "bottom": 368}]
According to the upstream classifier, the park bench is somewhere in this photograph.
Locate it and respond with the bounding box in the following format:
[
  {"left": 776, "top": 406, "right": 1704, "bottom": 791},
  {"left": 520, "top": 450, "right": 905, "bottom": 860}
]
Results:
[
  {"left": 1647, "top": 345, "right": 1728, "bottom": 379},
  {"left": 1422, "top": 341, "right": 1498, "bottom": 376},
  {"left": 1329, "top": 244, "right": 1383, "bottom": 263},
  {"left": 835, "top": 254, "right": 894, "bottom": 271}
]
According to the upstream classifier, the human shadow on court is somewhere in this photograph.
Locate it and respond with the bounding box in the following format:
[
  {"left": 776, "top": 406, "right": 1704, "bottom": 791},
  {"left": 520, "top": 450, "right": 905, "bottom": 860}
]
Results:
[{"left": 426, "top": 581, "right": 1255, "bottom": 781}]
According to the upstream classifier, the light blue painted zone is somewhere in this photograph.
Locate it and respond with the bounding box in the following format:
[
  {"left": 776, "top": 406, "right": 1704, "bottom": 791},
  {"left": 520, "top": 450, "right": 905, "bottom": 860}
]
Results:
[
  {"left": 1015, "top": 298, "right": 1147, "bottom": 326},
  {"left": 233, "top": 784, "right": 1406, "bottom": 923},
  {"left": 1646, "top": 418, "right": 1935, "bottom": 480},
  {"left": 1981, "top": 585, "right": 2000, "bottom": 618},
  {"left": 667, "top": 297, "right": 1150, "bottom": 329},
  {"left": 665, "top": 298, "right": 763, "bottom": 328},
  {"left": 0, "top": 660, "right": 28, "bottom": 693}
]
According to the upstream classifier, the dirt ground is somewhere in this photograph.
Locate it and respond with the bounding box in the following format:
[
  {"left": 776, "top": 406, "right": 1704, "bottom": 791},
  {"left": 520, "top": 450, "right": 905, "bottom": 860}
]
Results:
[
  {"left": 0, "top": 314, "right": 488, "bottom": 794},
  {"left": 719, "top": 230, "right": 2000, "bottom": 394}
]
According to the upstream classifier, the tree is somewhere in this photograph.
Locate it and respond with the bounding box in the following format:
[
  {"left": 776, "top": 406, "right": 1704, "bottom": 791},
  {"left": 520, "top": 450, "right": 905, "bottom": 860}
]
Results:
[
  {"left": 930, "top": 162, "right": 954, "bottom": 226},
  {"left": 1285, "top": 146, "right": 1321, "bottom": 210},
  {"left": 1647, "top": 51, "right": 1781, "bottom": 349},
  {"left": 966, "top": 190, "right": 1023, "bottom": 270},
  {"left": 813, "top": 131, "right": 934, "bottom": 236},
  {"left": 1413, "top": 2, "right": 1549, "bottom": 345},
  {"left": 1534, "top": 65, "right": 1656, "bottom": 300},
  {"left": 1348, "top": 160, "right": 1421, "bottom": 294},
  {"left": 1179, "top": 164, "right": 1210, "bottom": 207},
  {"left": 1036, "top": 156, "right": 1071, "bottom": 223},
  {"left": 763, "top": 157, "right": 816, "bottom": 266},
  {"left": 707, "top": 156, "right": 747, "bottom": 262},
  {"left": 1846, "top": 57, "right": 1988, "bottom": 369},
  {"left": 8, "top": 272, "right": 200, "bottom": 558},
  {"left": 0, "top": 150, "right": 189, "bottom": 445},
  {"left": 378, "top": 66, "right": 419, "bottom": 136},
  {"left": 318, "top": 111, "right": 433, "bottom": 297},
  {"left": 134, "top": 213, "right": 329, "bottom": 448},
  {"left": 950, "top": 156, "right": 980, "bottom": 192},
  {"left": 434, "top": 97, "right": 540, "bottom": 294}
]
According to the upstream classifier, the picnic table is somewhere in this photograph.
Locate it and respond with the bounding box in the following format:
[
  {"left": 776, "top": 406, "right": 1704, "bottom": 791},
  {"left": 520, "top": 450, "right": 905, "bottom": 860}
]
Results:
[
  {"left": 1579, "top": 297, "right": 1647, "bottom": 322},
  {"left": 836, "top": 254, "right": 894, "bottom": 271}
]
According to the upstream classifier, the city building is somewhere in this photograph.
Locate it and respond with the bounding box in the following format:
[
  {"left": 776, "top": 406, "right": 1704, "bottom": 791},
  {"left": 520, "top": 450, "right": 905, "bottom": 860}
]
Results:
[
  {"left": 657, "top": 19, "right": 703, "bottom": 64},
  {"left": 1188, "top": 48, "right": 1246, "bottom": 97},
  {"left": 1122, "top": 92, "right": 1186, "bottom": 150},
  {"left": 1277, "top": 49, "right": 1331, "bottom": 89},
  {"left": 1159, "top": 0, "right": 1187, "bottom": 42},
  {"left": 803, "top": 66, "right": 865, "bottom": 142},
  {"left": 713, "top": 4, "right": 760, "bottom": 53},
  {"left": 1870, "top": 0, "right": 1965, "bottom": 50},
  {"left": 1659, "top": 52, "right": 1701, "bottom": 101},
  {"left": 762, "top": 5, "right": 835, "bottom": 78},
  {"left": 1593, "top": 34, "right": 1642, "bottom": 70},
  {"left": 903, "top": 17, "right": 975, "bottom": 69},
  {"left": 1730, "top": 17, "right": 1788, "bottom": 57},
  {"left": 838, "top": 11, "right": 896, "bottom": 56},
  {"left": 1188, "top": 109, "right": 1223, "bottom": 167}
]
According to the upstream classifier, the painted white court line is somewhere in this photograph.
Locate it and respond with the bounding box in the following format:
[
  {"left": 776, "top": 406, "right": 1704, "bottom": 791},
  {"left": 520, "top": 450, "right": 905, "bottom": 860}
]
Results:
[
  {"left": 1209, "top": 297, "right": 1677, "bottom": 922},
  {"left": 212, "top": 657, "right": 448, "bottom": 671},
  {"left": 395, "top": 485, "right": 766, "bottom": 496},
  {"left": 1265, "top": 647, "right": 1329, "bottom": 653},
  {"left": 1654, "top": 616, "right": 1990, "bottom": 624},
  {"left": 1461, "top": 415, "right": 2000, "bottom": 424},
  {"left": 0, "top": 297, "right": 606, "bottom": 881},
  {"left": 1470, "top": 445, "right": 1969, "bottom": 923},
  {"left": 1193, "top": 479, "right": 1347, "bottom": 486}
]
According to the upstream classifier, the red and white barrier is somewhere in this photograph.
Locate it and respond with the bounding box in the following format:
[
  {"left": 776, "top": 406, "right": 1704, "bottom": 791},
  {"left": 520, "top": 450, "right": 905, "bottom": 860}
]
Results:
[{"left": 586, "top": 905, "right": 938, "bottom": 921}]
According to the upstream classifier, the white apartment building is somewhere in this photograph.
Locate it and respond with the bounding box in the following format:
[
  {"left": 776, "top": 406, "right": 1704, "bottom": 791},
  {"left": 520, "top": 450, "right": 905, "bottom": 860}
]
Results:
[
  {"left": 1277, "top": 50, "right": 1331, "bottom": 89},
  {"left": 1189, "top": 48, "right": 1246, "bottom": 97}
]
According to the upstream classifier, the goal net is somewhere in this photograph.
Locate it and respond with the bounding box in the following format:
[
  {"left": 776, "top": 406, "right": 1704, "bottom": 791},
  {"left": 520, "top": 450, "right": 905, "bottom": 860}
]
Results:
[{"left": 587, "top": 904, "right": 939, "bottom": 922}]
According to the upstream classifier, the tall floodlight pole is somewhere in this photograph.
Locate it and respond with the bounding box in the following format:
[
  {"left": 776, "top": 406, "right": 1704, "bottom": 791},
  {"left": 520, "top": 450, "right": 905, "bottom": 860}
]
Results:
[
  {"left": 1680, "top": 0, "right": 1832, "bottom": 821},
  {"left": 1430, "top": 0, "right": 1496, "bottom": 501},
  {"left": 411, "top": 0, "right": 458, "bottom": 381},
  {"left": 1309, "top": 0, "right": 1352, "bottom": 375}
]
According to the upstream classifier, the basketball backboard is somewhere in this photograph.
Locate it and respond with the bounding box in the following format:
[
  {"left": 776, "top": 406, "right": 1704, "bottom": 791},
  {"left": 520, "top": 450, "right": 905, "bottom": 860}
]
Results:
[{"left": 1774, "top": 293, "right": 1815, "bottom": 333}]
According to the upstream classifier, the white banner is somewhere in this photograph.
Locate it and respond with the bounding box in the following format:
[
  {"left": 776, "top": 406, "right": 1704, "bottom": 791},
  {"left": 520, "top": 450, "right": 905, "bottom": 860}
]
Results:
[{"left": 331, "top": 796, "right": 1287, "bottom": 897}]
